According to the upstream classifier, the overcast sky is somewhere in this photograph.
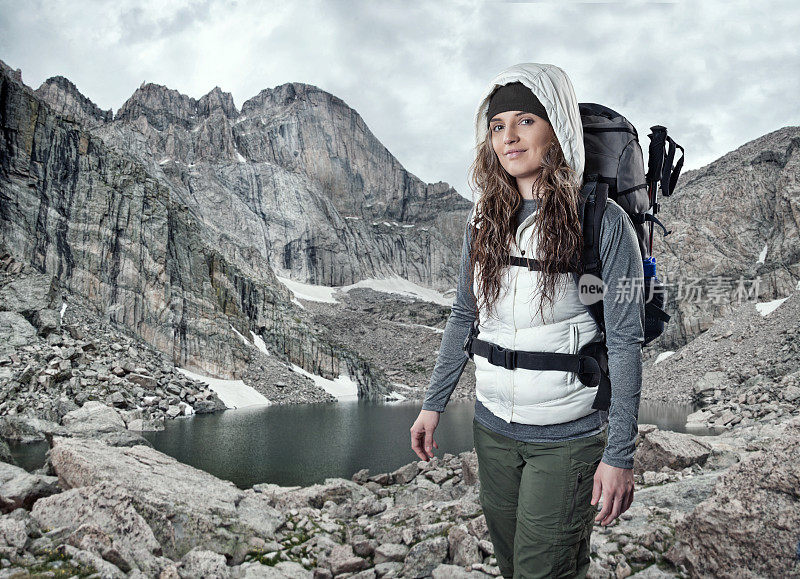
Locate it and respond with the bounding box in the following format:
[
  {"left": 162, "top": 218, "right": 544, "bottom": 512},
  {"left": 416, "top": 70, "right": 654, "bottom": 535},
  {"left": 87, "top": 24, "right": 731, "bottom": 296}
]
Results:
[{"left": 1, "top": 0, "right": 798, "bottom": 200}]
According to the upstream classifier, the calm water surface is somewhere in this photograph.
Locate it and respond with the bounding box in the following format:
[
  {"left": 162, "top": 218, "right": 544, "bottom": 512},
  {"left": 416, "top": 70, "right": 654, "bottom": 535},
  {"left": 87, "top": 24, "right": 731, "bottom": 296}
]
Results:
[{"left": 9, "top": 399, "right": 701, "bottom": 489}]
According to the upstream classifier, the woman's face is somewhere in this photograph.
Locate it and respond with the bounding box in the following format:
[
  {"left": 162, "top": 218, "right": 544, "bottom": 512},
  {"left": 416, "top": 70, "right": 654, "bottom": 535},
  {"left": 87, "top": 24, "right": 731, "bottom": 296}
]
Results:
[{"left": 489, "top": 110, "right": 554, "bottom": 187}]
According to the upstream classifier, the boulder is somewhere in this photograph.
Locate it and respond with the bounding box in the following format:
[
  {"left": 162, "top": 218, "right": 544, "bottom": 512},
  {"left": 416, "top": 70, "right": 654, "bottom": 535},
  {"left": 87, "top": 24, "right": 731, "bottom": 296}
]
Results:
[
  {"left": 62, "top": 401, "right": 126, "bottom": 434},
  {"left": 401, "top": 536, "right": 448, "bottom": 578},
  {"left": 460, "top": 451, "right": 479, "bottom": 486},
  {"left": 323, "top": 544, "right": 368, "bottom": 575},
  {"left": 665, "top": 417, "right": 800, "bottom": 577},
  {"left": 391, "top": 461, "right": 420, "bottom": 485},
  {"left": 0, "top": 461, "right": 60, "bottom": 512},
  {"left": 0, "top": 517, "right": 28, "bottom": 558},
  {"left": 0, "top": 311, "right": 38, "bottom": 347},
  {"left": 373, "top": 542, "right": 408, "bottom": 564},
  {"left": 178, "top": 547, "right": 230, "bottom": 578},
  {"left": 447, "top": 524, "right": 481, "bottom": 567},
  {"left": 432, "top": 564, "right": 492, "bottom": 578},
  {"left": 253, "top": 478, "right": 373, "bottom": 511},
  {"left": 634, "top": 427, "right": 712, "bottom": 474},
  {"left": 38, "top": 437, "right": 284, "bottom": 561},
  {"left": 0, "top": 274, "right": 60, "bottom": 314},
  {"left": 692, "top": 371, "right": 727, "bottom": 397}
]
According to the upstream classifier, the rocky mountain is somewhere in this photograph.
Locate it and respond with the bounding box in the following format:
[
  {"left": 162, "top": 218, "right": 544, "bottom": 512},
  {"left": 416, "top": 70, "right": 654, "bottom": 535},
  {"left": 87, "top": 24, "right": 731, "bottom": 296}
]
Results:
[
  {"left": 33, "top": 75, "right": 113, "bottom": 128},
  {"left": 652, "top": 125, "right": 800, "bottom": 348},
  {"left": 0, "top": 59, "right": 470, "bottom": 398},
  {"left": 62, "top": 74, "right": 469, "bottom": 289}
]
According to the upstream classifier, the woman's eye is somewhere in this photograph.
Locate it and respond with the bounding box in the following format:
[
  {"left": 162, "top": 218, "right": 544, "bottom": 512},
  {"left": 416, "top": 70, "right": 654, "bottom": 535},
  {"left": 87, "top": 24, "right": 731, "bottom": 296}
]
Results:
[
  {"left": 521, "top": 118, "right": 533, "bottom": 125},
  {"left": 491, "top": 124, "right": 503, "bottom": 132}
]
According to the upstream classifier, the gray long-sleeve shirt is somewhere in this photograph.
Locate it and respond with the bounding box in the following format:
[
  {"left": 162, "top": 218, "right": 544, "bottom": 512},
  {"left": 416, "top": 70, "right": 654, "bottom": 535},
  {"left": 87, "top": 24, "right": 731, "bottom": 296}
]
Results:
[{"left": 422, "top": 198, "right": 645, "bottom": 469}]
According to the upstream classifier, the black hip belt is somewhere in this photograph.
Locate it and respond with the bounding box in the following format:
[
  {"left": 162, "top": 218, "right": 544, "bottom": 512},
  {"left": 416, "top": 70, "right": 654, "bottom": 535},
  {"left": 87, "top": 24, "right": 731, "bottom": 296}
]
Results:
[{"left": 463, "top": 321, "right": 612, "bottom": 411}]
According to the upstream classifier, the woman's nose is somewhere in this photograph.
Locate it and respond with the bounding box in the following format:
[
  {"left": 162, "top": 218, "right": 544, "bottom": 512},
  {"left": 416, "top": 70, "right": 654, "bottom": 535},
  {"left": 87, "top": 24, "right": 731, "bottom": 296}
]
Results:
[{"left": 503, "top": 128, "right": 517, "bottom": 143}]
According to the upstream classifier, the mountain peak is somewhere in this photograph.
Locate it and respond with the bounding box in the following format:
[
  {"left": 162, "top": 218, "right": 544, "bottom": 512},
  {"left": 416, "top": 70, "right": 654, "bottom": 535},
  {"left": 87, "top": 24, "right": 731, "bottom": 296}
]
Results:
[
  {"left": 35, "top": 75, "right": 113, "bottom": 126},
  {"left": 117, "top": 82, "right": 238, "bottom": 127},
  {"left": 198, "top": 86, "right": 238, "bottom": 119}
]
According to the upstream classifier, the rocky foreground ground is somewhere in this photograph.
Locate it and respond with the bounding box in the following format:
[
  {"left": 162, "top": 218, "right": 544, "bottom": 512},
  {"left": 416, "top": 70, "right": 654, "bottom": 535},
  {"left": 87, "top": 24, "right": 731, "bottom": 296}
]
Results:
[{"left": 0, "top": 403, "right": 798, "bottom": 578}]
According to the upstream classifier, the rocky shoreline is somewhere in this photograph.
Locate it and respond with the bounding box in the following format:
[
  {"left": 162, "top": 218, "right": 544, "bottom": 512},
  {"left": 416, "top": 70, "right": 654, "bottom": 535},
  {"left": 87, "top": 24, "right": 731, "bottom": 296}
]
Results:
[{"left": 0, "top": 254, "right": 341, "bottom": 431}]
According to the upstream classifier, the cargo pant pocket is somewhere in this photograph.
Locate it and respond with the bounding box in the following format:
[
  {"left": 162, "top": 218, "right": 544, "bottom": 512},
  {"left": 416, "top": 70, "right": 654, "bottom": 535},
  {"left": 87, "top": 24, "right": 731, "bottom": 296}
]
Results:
[{"left": 556, "top": 432, "right": 606, "bottom": 578}]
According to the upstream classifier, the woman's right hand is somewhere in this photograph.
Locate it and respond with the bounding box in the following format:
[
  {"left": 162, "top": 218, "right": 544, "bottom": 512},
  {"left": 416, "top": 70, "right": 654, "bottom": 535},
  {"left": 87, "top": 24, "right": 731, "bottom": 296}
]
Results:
[{"left": 410, "top": 409, "right": 441, "bottom": 461}]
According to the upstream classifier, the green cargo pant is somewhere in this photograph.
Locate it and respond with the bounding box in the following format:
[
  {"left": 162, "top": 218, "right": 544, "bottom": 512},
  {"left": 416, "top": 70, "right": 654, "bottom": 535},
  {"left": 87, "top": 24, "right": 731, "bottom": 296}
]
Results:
[{"left": 473, "top": 419, "right": 607, "bottom": 579}]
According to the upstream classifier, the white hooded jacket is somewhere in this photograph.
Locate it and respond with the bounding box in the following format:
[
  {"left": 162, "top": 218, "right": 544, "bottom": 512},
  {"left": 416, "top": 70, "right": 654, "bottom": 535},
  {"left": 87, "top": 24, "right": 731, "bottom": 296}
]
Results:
[{"left": 471, "top": 63, "right": 603, "bottom": 425}]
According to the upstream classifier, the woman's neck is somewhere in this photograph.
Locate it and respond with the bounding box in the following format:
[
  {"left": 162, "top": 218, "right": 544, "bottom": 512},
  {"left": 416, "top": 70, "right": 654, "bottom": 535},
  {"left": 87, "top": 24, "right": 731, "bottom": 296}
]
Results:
[{"left": 517, "top": 175, "right": 544, "bottom": 199}]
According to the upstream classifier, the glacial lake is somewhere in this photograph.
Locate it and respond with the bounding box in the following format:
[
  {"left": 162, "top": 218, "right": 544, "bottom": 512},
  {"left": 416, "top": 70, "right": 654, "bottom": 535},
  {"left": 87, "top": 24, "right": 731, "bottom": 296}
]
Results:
[{"left": 9, "top": 399, "right": 699, "bottom": 489}]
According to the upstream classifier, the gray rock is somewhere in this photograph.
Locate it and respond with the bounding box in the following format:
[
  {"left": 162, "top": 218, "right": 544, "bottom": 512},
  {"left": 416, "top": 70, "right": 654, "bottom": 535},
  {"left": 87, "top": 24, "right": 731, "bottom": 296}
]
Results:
[
  {"left": 59, "top": 542, "right": 129, "bottom": 578},
  {"left": 65, "top": 523, "right": 133, "bottom": 573},
  {"left": 666, "top": 417, "right": 800, "bottom": 577},
  {"left": 38, "top": 437, "right": 284, "bottom": 561},
  {"left": 401, "top": 536, "right": 448, "bottom": 579},
  {"left": 0, "top": 274, "right": 59, "bottom": 314},
  {"left": 373, "top": 543, "right": 408, "bottom": 564},
  {"left": 692, "top": 371, "right": 727, "bottom": 397},
  {"left": 634, "top": 428, "right": 711, "bottom": 474},
  {"left": 33, "top": 308, "right": 60, "bottom": 336},
  {"left": 782, "top": 384, "right": 800, "bottom": 402},
  {"left": 179, "top": 547, "right": 230, "bottom": 578},
  {"left": 373, "top": 562, "right": 403, "bottom": 577},
  {"left": 257, "top": 478, "right": 373, "bottom": 511},
  {"left": 0, "top": 518, "right": 27, "bottom": 558},
  {"left": 460, "top": 451, "right": 479, "bottom": 486},
  {"left": 448, "top": 524, "right": 482, "bottom": 567},
  {"left": 324, "top": 544, "right": 368, "bottom": 575},
  {"left": 0, "top": 442, "right": 13, "bottom": 466},
  {"left": 31, "top": 483, "right": 165, "bottom": 575},
  {"left": 391, "top": 462, "right": 420, "bottom": 485},
  {"left": 127, "top": 372, "right": 158, "bottom": 389},
  {"left": 272, "top": 561, "right": 313, "bottom": 578},
  {"left": 466, "top": 515, "right": 489, "bottom": 542},
  {"left": 62, "top": 401, "right": 127, "bottom": 434},
  {"left": 0, "top": 312, "right": 37, "bottom": 347},
  {"left": 127, "top": 418, "right": 165, "bottom": 432},
  {"left": 0, "top": 464, "right": 60, "bottom": 512}
]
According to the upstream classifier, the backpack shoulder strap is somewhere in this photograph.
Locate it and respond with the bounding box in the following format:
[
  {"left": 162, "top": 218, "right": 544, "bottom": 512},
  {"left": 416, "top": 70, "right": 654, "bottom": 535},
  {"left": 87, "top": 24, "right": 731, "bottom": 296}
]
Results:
[{"left": 575, "top": 177, "right": 609, "bottom": 334}]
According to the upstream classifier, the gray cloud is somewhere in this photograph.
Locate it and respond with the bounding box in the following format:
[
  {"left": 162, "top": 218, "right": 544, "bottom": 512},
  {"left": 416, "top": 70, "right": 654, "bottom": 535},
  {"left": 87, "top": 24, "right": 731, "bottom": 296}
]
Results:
[
  {"left": 1, "top": 0, "right": 798, "bottom": 200},
  {"left": 118, "top": 0, "right": 214, "bottom": 44}
]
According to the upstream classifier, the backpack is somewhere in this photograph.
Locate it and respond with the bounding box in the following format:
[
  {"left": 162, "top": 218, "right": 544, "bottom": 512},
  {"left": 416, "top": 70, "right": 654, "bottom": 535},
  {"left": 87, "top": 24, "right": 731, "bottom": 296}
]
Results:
[
  {"left": 572, "top": 103, "right": 683, "bottom": 409},
  {"left": 464, "top": 103, "right": 684, "bottom": 411}
]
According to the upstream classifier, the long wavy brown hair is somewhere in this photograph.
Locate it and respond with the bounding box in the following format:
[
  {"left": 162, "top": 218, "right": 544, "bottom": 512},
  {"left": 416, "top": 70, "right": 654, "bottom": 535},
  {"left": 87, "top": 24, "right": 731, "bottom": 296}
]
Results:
[{"left": 468, "top": 126, "right": 583, "bottom": 324}]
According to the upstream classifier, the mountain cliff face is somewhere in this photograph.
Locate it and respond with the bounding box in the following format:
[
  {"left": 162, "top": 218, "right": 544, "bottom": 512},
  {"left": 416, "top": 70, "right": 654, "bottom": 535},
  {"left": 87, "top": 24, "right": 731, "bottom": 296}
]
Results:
[
  {"left": 653, "top": 126, "right": 800, "bottom": 348},
  {"left": 84, "top": 78, "right": 469, "bottom": 288},
  {"left": 0, "top": 59, "right": 468, "bottom": 397}
]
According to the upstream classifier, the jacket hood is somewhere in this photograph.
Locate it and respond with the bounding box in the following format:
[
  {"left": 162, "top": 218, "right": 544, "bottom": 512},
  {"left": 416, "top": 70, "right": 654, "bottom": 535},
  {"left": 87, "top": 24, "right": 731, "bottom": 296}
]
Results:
[{"left": 474, "top": 63, "right": 584, "bottom": 187}]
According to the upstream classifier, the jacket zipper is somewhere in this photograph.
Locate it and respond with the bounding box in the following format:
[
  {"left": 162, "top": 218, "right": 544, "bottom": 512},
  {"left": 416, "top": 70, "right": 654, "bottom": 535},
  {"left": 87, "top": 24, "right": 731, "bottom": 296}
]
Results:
[
  {"left": 510, "top": 261, "right": 518, "bottom": 421},
  {"left": 566, "top": 472, "right": 583, "bottom": 525}
]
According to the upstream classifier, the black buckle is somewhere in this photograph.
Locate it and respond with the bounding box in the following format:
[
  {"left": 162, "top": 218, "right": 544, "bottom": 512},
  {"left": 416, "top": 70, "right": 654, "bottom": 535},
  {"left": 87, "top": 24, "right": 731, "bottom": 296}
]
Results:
[
  {"left": 488, "top": 345, "right": 516, "bottom": 370},
  {"left": 463, "top": 320, "right": 479, "bottom": 357},
  {"left": 463, "top": 334, "right": 474, "bottom": 357}
]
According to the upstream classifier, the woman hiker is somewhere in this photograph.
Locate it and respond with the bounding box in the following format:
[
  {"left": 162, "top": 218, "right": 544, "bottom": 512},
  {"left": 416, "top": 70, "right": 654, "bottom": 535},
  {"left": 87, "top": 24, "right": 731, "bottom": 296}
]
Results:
[{"left": 409, "top": 63, "right": 644, "bottom": 578}]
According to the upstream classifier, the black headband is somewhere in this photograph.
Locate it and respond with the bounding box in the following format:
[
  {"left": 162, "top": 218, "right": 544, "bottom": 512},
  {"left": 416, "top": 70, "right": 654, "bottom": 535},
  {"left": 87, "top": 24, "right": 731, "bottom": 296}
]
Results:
[{"left": 486, "top": 81, "right": 550, "bottom": 128}]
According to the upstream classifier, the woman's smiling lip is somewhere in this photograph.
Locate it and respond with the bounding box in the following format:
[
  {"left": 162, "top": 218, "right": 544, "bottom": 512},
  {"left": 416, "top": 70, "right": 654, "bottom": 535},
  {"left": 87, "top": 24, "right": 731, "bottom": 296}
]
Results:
[{"left": 505, "top": 149, "right": 527, "bottom": 158}]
